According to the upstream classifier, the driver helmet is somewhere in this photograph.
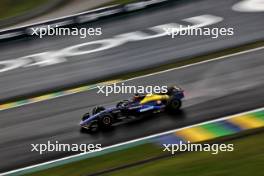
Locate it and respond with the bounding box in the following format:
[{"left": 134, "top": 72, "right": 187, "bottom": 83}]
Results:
[{"left": 133, "top": 93, "right": 143, "bottom": 101}]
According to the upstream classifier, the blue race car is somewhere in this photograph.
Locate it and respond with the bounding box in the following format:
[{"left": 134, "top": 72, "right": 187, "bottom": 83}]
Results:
[{"left": 80, "top": 86, "right": 184, "bottom": 132}]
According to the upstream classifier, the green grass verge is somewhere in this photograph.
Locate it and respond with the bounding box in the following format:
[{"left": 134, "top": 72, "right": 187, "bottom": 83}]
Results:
[
  {"left": 25, "top": 131, "right": 264, "bottom": 176},
  {"left": 25, "top": 143, "right": 163, "bottom": 176},
  {"left": 106, "top": 132, "right": 264, "bottom": 176},
  {"left": 0, "top": 0, "right": 52, "bottom": 20},
  {"left": 98, "top": 0, "right": 138, "bottom": 7}
]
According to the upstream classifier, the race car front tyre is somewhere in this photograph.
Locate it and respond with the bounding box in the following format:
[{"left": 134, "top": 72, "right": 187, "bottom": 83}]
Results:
[{"left": 99, "top": 114, "right": 113, "bottom": 128}]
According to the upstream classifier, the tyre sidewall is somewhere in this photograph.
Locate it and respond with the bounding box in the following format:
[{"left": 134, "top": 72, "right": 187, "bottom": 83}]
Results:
[
  {"left": 167, "top": 98, "right": 182, "bottom": 111},
  {"left": 99, "top": 114, "right": 113, "bottom": 128}
]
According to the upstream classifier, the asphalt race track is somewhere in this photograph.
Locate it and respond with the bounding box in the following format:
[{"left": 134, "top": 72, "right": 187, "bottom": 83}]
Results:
[
  {"left": 0, "top": 0, "right": 264, "bottom": 100},
  {"left": 0, "top": 47, "right": 263, "bottom": 173}
]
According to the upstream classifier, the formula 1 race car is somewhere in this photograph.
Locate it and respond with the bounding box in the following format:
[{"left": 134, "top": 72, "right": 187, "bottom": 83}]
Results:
[{"left": 80, "top": 86, "right": 184, "bottom": 132}]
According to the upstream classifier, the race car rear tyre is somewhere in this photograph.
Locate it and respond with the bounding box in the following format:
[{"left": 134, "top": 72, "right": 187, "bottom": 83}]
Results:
[
  {"left": 167, "top": 99, "right": 182, "bottom": 111},
  {"left": 92, "top": 106, "right": 105, "bottom": 115},
  {"left": 99, "top": 114, "right": 113, "bottom": 128}
]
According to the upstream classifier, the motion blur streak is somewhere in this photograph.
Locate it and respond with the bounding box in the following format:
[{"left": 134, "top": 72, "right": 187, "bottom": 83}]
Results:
[
  {"left": 1, "top": 107, "right": 263, "bottom": 176},
  {"left": 0, "top": 47, "right": 263, "bottom": 172},
  {"left": 0, "top": 0, "right": 263, "bottom": 100},
  {"left": 0, "top": 45, "right": 263, "bottom": 111},
  {"left": 232, "top": 0, "right": 264, "bottom": 12}
]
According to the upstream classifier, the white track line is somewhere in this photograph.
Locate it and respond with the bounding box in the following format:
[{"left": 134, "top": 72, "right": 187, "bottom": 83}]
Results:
[
  {"left": 1, "top": 45, "right": 264, "bottom": 112},
  {"left": 1, "top": 107, "right": 263, "bottom": 176},
  {"left": 124, "top": 45, "right": 264, "bottom": 82},
  {"left": 1, "top": 45, "right": 264, "bottom": 174}
]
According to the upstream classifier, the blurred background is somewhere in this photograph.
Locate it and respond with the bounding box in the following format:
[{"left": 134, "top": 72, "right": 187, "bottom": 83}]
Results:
[
  {"left": 0, "top": 0, "right": 263, "bottom": 176},
  {"left": 0, "top": 0, "right": 136, "bottom": 29}
]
